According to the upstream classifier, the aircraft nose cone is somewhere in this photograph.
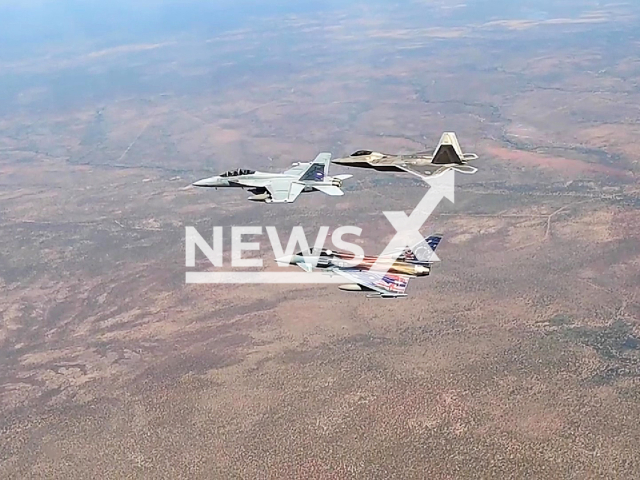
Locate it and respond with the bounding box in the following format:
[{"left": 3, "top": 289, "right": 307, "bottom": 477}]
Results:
[
  {"left": 192, "top": 176, "right": 221, "bottom": 187},
  {"left": 275, "top": 255, "right": 294, "bottom": 266}
]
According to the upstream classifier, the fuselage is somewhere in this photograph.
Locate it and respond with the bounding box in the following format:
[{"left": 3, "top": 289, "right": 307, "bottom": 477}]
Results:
[
  {"left": 193, "top": 171, "right": 293, "bottom": 188},
  {"left": 333, "top": 152, "right": 434, "bottom": 170},
  {"left": 279, "top": 249, "right": 432, "bottom": 277},
  {"left": 193, "top": 172, "right": 341, "bottom": 191},
  {"left": 333, "top": 149, "right": 477, "bottom": 170},
  {"left": 193, "top": 169, "right": 346, "bottom": 203}
]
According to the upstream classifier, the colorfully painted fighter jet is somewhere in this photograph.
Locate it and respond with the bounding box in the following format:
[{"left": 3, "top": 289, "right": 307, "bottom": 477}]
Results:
[
  {"left": 192, "top": 153, "right": 352, "bottom": 203},
  {"left": 276, "top": 234, "right": 443, "bottom": 298},
  {"left": 333, "top": 132, "right": 478, "bottom": 180}
]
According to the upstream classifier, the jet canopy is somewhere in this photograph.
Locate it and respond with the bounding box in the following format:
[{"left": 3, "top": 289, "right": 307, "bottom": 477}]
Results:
[
  {"left": 295, "top": 248, "right": 331, "bottom": 257},
  {"left": 220, "top": 169, "right": 255, "bottom": 177},
  {"left": 350, "top": 150, "right": 373, "bottom": 157}
]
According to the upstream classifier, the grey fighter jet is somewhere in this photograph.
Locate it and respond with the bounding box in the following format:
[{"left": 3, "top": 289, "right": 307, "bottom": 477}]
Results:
[
  {"left": 193, "top": 153, "right": 352, "bottom": 203},
  {"left": 333, "top": 132, "right": 478, "bottom": 180}
]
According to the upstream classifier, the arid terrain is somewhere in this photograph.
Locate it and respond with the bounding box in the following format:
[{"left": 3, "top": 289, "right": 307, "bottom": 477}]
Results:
[{"left": 2, "top": 1, "right": 640, "bottom": 478}]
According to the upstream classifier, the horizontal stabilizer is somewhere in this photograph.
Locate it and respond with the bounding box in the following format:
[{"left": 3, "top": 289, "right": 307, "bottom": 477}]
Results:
[
  {"left": 451, "top": 164, "right": 478, "bottom": 174},
  {"left": 423, "top": 164, "right": 477, "bottom": 181},
  {"left": 314, "top": 185, "right": 344, "bottom": 196},
  {"left": 333, "top": 174, "right": 353, "bottom": 181}
]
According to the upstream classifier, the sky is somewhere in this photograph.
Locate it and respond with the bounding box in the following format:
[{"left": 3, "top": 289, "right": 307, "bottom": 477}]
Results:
[
  {"left": 0, "top": 0, "right": 348, "bottom": 58},
  {"left": 0, "top": 0, "right": 618, "bottom": 61}
]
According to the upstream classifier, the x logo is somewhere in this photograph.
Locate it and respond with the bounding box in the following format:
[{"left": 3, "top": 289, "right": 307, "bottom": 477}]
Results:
[{"left": 371, "top": 169, "right": 455, "bottom": 271}]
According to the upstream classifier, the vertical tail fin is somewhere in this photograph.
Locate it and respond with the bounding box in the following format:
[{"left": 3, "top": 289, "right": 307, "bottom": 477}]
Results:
[
  {"left": 402, "top": 234, "right": 443, "bottom": 262},
  {"left": 299, "top": 153, "right": 331, "bottom": 181},
  {"left": 425, "top": 234, "right": 442, "bottom": 254},
  {"left": 431, "top": 132, "right": 465, "bottom": 165}
]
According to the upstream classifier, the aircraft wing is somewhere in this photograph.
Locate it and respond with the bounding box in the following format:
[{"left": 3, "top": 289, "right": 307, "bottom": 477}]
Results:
[
  {"left": 402, "top": 164, "right": 467, "bottom": 180},
  {"left": 395, "top": 164, "right": 433, "bottom": 180},
  {"left": 332, "top": 268, "right": 410, "bottom": 298},
  {"left": 421, "top": 165, "right": 454, "bottom": 178},
  {"left": 265, "top": 179, "right": 305, "bottom": 203}
]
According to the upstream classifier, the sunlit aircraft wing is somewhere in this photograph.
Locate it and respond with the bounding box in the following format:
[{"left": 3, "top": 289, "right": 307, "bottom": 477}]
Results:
[
  {"left": 332, "top": 269, "right": 410, "bottom": 298},
  {"left": 265, "top": 179, "right": 305, "bottom": 203},
  {"left": 313, "top": 185, "right": 344, "bottom": 196},
  {"left": 421, "top": 165, "right": 453, "bottom": 179},
  {"left": 395, "top": 164, "right": 432, "bottom": 180},
  {"left": 397, "top": 162, "right": 455, "bottom": 180}
]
